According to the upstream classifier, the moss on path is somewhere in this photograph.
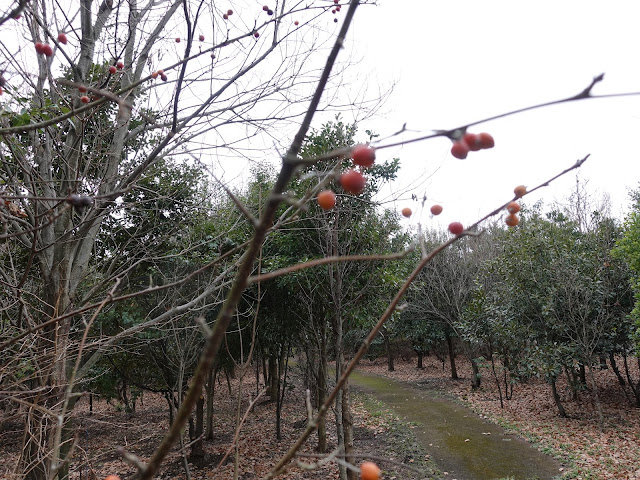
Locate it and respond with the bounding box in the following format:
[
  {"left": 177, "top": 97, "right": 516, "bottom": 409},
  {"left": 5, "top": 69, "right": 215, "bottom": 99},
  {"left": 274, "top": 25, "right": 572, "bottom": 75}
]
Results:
[{"left": 350, "top": 370, "right": 564, "bottom": 480}]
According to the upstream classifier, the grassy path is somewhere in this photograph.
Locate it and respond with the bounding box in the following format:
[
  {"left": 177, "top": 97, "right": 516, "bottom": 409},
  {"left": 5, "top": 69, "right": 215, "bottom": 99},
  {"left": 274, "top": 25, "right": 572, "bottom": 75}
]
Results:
[{"left": 350, "top": 369, "right": 565, "bottom": 480}]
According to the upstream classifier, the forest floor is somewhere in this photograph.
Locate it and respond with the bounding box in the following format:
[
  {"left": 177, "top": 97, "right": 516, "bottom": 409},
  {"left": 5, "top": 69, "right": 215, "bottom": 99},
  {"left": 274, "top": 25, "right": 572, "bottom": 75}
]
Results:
[{"left": 1, "top": 354, "right": 639, "bottom": 479}]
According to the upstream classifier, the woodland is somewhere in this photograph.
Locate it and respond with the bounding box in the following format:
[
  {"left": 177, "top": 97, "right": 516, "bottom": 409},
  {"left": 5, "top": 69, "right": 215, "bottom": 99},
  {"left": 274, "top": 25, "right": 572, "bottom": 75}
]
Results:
[{"left": 1, "top": 1, "right": 640, "bottom": 480}]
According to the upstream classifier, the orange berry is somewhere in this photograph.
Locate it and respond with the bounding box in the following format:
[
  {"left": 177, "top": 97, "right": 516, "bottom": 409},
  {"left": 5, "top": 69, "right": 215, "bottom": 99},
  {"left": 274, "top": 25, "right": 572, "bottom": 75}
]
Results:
[
  {"left": 157, "top": 69, "right": 164, "bottom": 75},
  {"left": 513, "top": 185, "right": 527, "bottom": 198},
  {"left": 351, "top": 144, "right": 375, "bottom": 168},
  {"left": 340, "top": 169, "right": 366, "bottom": 195},
  {"left": 506, "top": 201, "right": 520, "bottom": 214},
  {"left": 401, "top": 207, "right": 412, "bottom": 218},
  {"left": 317, "top": 190, "right": 336, "bottom": 210},
  {"left": 360, "top": 461, "right": 380, "bottom": 480},
  {"left": 430, "top": 204, "right": 443, "bottom": 216},
  {"left": 151, "top": 71, "right": 159, "bottom": 79},
  {"left": 104, "top": 476, "right": 121, "bottom": 480},
  {"left": 505, "top": 214, "right": 519, "bottom": 227}
]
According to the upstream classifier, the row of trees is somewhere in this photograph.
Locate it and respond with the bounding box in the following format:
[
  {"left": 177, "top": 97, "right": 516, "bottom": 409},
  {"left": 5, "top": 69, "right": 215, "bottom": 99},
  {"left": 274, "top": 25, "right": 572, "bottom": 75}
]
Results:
[{"left": 398, "top": 191, "right": 640, "bottom": 418}]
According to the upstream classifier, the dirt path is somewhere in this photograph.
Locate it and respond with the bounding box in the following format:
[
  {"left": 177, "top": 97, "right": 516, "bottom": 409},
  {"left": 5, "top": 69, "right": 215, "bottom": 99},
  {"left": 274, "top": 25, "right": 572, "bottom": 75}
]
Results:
[{"left": 350, "top": 370, "right": 564, "bottom": 480}]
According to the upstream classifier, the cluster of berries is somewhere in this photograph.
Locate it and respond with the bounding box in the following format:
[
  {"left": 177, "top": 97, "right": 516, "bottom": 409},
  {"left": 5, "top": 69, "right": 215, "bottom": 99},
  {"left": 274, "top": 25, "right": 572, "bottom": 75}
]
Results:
[
  {"left": 34, "top": 42, "right": 53, "bottom": 57},
  {"left": 151, "top": 69, "right": 168, "bottom": 82},
  {"left": 316, "top": 144, "right": 375, "bottom": 211},
  {"left": 450, "top": 132, "right": 494, "bottom": 160},
  {"left": 331, "top": 0, "right": 341, "bottom": 21},
  {"left": 504, "top": 185, "right": 526, "bottom": 227}
]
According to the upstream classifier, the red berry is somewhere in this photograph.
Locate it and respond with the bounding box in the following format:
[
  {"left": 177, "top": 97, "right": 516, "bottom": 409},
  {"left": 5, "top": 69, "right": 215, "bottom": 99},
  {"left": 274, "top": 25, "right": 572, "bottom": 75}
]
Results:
[
  {"left": 157, "top": 69, "right": 164, "bottom": 75},
  {"left": 80, "top": 95, "right": 90, "bottom": 104},
  {"left": 35, "top": 42, "right": 44, "bottom": 54},
  {"left": 340, "top": 169, "right": 366, "bottom": 195},
  {"left": 430, "top": 204, "right": 443, "bottom": 216},
  {"left": 317, "top": 190, "right": 336, "bottom": 210},
  {"left": 151, "top": 71, "right": 159, "bottom": 79},
  {"left": 401, "top": 207, "right": 412, "bottom": 218},
  {"left": 263, "top": 5, "right": 269, "bottom": 11},
  {"left": 351, "top": 144, "right": 375, "bottom": 168},
  {"left": 334, "top": 0, "right": 339, "bottom": 3},
  {"left": 42, "top": 44, "right": 53, "bottom": 57},
  {"left": 253, "top": 31, "right": 259, "bottom": 38},
  {"left": 336, "top": 5, "right": 341, "bottom": 11},
  {"left": 109, "top": 65, "right": 117, "bottom": 74},
  {"left": 199, "top": 34, "right": 205, "bottom": 41},
  {"left": 227, "top": 9, "right": 233, "bottom": 15},
  {"left": 117, "top": 61, "right": 124, "bottom": 69},
  {"left": 477, "top": 132, "right": 495, "bottom": 149},
  {"left": 223, "top": 13, "right": 228, "bottom": 19},
  {"left": 294, "top": 20, "right": 299, "bottom": 25},
  {"left": 506, "top": 201, "right": 520, "bottom": 214},
  {"left": 175, "top": 37, "right": 181, "bottom": 43},
  {"left": 462, "top": 132, "right": 481, "bottom": 151},
  {"left": 332, "top": 9, "right": 336, "bottom": 13},
  {"left": 0, "top": 86, "right": 4, "bottom": 96},
  {"left": 57, "top": 33, "right": 68, "bottom": 45},
  {"left": 448, "top": 222, "right": 464, "bottom": 235},
  {"left": 78, "top": 85, "right": 88, "bottom": 93},
  {"left": 450, "top": 141, "right": 469, "bottom": 160}
]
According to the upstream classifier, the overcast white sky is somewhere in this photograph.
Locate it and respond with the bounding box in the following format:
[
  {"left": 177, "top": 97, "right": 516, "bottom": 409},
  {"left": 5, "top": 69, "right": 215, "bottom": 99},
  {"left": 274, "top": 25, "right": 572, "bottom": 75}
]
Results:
[{"left": 338, "top": 0, "right": 640, "bottom": 228}]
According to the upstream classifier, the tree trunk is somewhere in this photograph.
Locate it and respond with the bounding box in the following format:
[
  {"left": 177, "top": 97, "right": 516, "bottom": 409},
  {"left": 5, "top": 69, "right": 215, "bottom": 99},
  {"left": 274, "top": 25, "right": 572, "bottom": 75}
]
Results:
[
  {"left": 276, "top": 346, "right": 283, "bottom": 440},
  {"left": 445, "top": 332, "right": 458, "bottom": 379},
  {"left": 205, "top": 365, "right": 216, "bottom": 440},
  {"left": 578, "top": 363, "right": 587, "bottom": 386},
  {"left": 470, "top": 357, "right": 481, "bottom": 390},
  {"left": 385, "top": 333, "right": 394, "bottom": 372},
  {"left": 341, "top": 380, "right": 356, "bottom": 480},
  {"left": 622, "top": 354, "right": 640, "bottom": 407},
  {"left": 268, "top": 355, "right": 278, "bottom": 401},
  {"left": 550, "top": 378, "right": 567, "bottom": 417},
  {"left": 609, "top": 353, "right": 625, "bottom": 386},
  {"left": 190, "top": 395, "right": 205, "bottom": 460},
  {"left": 587, "top": 364, "right": 604, "bottom": 431},
  {"left": 417, "top": 352, "right": 424, "bottom": 369},
  {"left": 317, "top": 319, "right": 328, "bottom": 453}
]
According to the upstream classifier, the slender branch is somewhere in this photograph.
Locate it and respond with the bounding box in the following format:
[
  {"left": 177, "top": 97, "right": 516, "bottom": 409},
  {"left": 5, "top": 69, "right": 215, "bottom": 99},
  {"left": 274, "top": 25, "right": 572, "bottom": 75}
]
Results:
[{"left": 247, "top": 248, "right": 415, "bottom": 284}]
